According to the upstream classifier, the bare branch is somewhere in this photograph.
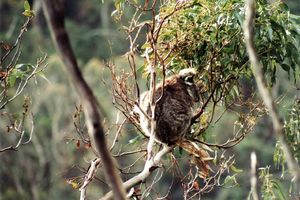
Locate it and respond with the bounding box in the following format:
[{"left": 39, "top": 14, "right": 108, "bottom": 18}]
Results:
[
  {"left": 0, "top": 16, "right": 33, "bottom": 64},
  {"left": 80, "top": 158, "right": 101, "bottom": 200},
  {"left": 244, "top": 0, "right": 300, "bottom": 182},
  {"left": 250, "top": 152, "right": 259, "bottom": 200},
  {"left": 100, "top": 145, "right": 173, "bottom": 200},
  {"left": 0, "top": 103, "right": 34, "bottom": 153},
  {"left": 110, "top": 118, "right": 127, "bottom": 151}
]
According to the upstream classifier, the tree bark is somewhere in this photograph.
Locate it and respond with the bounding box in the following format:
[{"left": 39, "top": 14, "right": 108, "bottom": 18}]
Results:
[
  {"left": 41, "top": 1, "right": 127, "bottom": 199},
  {"left": 244, "top": 0, "right": 299, "bottom": 187}
]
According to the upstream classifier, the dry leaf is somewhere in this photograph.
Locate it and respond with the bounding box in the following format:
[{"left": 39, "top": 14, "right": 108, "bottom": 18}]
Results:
[{"left": 177, "top": 139, "right": 214, "bottom": 179}]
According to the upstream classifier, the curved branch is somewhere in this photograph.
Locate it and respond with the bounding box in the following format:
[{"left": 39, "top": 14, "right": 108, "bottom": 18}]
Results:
[
  {"left": 41, "top": 1, "right": 127, "bottom": 199},
  {"left": 244, "top": 0, "right": 299, "bottom": 182},
  {"left": 0, "top": 16, "right": 33, "bottom": 64}
]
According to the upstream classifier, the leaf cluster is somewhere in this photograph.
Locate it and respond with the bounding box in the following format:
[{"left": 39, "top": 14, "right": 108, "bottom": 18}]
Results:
[
  {"left": 274, "top": 98, "right": 300, "bottom": 170},
  {"left": 258, "top": 166, "right": 287, "bottom": 200},
  {"left": 145, "top": 0, "right": 300, "bottom": 101}
]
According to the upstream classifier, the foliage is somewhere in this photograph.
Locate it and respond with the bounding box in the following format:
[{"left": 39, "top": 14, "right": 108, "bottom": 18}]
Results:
[
  {"left": 110, "top": 0, "right": 300, "bottom": 198},
  {"left": 284, "top": 98, "right": 300, "bottom": 164},
  {"left": 274, "top": 98, "right": 300, "bottom": 173},
  {"left": 1, "top": 0, "right": 300, "bottom": 199},
  {"left": 145, "top": 0, "right": 299, "bottom": 90},
  {"left": 22, "top": 0, "right": 34, "bottom": 17},
  {"left": 0, "top": 1, "right": 46, "bottom": 152},
  {"left": 258, "top": 166, "right": 287, "bottom": 200}
]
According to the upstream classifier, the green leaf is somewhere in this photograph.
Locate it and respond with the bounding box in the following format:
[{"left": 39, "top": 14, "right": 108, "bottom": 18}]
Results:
[
  {"left": 267, "top": 26, "right": 273, "bottom": 41},
  {"left": 141, "top": 43, "right": 151, "bottom": 50},
  {"left": 223, "top": 175, "right": 238, "bottom": 187},
  {"left": 8, "top": 76, "right": 16, "bottom": 87},
  {"left": 22, "top": 10, "right": 35, "bottom": 17},
  {"left": 230, "top": 165, "right": 243, "bottom": 173},
  {"left": 271, "top": 180, "right": 287, "bottom": 200},
  {"left": 281, "top": 63, "right": 290, "bottom": 72},
  {"left": 37, "top": 72, "right": 51, "bottom": 84},
  {"left": 270, "top": 20, "right": 286, "bottom": 39},
  {"left": 128, "top": 135, "right": 142, "bottom": 145},
  {"left": 24, "top": 0, "right": 31, "bottom": 11},
  {"left": 16, "top": 63, "right": 27, "bottom": 69},
  {"left": 233, "top": 11, "right": 243, "bottom": 25},
  {"left": 114, "top": 0, "right": 125, "bottom": 12},
  {"left": 8, "top": 70, "right": 17, "bottom": 87},
  {"left": 137, "top": 64, "right": 145, "bottom": 74},
  {"left": 286, "top": 42, "right": 297, "bottom": 57}
]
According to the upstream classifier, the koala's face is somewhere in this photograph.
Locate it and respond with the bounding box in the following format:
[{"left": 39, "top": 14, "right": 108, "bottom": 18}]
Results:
[{"left": 179, "top": 68, "right": 199, "bottom": 102}]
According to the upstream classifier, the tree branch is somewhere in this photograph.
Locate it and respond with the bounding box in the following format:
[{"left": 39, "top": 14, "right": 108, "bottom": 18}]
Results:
[
  {"left": 41, "top": 1, "right": 127, "bottom": 199},
  {"left": 100, "top": 145, "right": 172, "bottom": 200},
  {"left": 250, "top": 152, "right": 259, "bottom": 200},
  {"left": 80, "top": 158, "right": 102, "bottom": 200},
  {"left": 244, "top": 0, "right": 300, "bottom": 183}
]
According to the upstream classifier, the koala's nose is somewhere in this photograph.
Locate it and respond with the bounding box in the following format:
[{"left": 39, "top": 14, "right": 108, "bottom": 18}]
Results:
[
  {"left": 188, "top": 87, "right": 200, "bottom": 102},
  {"left": 194, "top": 93, "right": 200, "bottom": 102}
]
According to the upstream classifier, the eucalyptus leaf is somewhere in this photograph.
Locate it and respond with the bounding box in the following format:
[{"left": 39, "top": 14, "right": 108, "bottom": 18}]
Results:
[{"left": 24, "top": 0, "right": 31, "bottom": 11}]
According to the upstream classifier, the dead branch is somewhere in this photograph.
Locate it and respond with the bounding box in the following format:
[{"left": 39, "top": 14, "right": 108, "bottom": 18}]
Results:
[
  {"left": 0, "top": 102, "right": 34, "bottom": 153},
  {"left": 41, "top": 1, "right": 127, "bottom": 199},
  {"left": 193, "top": 99, "right": 264, "bottom": 149}
]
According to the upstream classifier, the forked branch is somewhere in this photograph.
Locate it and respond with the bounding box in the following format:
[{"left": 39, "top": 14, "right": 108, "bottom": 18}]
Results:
[{"left": 100, "top": 145, "right": 172, "bottom": 200}]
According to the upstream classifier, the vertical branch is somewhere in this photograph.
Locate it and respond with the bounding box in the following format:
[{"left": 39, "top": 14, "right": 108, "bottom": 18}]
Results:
[
  {"left": 250, "top": 152, "right": 259, "bottom": 200},
  {"left": 244, "top": 0, "right": 299, "bottom": 183},
  {"left": 147, "top": 56, "right": 157, "bottom": 161},
  {"left": 145, "top": 28, "right": 157, "bottom": 161},
  {"left": 41, "top": 1, "right": 127, "bottom": 199},
  {"left": 80, "top": 158, "right": 101, "bottom": 200}
]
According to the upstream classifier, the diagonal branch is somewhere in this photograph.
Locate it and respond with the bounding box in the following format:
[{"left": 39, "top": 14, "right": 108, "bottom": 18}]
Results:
[
  {"left": 41, "top": 1, "right": 127, "bottom": 199},
  {"left": 100, "top": 145, "right": 172, "bottom": 200},
  {"left": 244, "top": 0, "right": 299, "bottom": 183}
]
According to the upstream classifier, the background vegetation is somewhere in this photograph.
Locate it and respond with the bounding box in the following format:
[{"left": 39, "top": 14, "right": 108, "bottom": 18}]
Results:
[{"left": 0, "top": 0, "right": 299, "bottom": 199}]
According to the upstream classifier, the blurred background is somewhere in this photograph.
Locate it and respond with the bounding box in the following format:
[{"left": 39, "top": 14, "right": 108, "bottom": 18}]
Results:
[{"left": 0, "top": 0, "right": 299, "bottom": 199}]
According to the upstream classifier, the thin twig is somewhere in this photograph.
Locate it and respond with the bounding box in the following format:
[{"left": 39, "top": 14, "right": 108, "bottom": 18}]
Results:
[
  {"left": 0, "top": 54, "right": 47, "bottom": 109},
  {"left": 110, "top": 118, "right": 127, "bottom": 151},
  {"left": 1, "top": 16, "right": 33, "bottom": 64}
]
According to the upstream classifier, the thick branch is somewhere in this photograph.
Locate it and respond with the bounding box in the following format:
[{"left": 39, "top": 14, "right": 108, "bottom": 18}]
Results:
[
  {"left": 100, "top": 145, "right": 172, "bottom": 200},
  {"left": 244, "top": 0, "right": 299, "bottom": 181},
  {"left": 41, "top": 1, "right": 127, "bottom": 199}
]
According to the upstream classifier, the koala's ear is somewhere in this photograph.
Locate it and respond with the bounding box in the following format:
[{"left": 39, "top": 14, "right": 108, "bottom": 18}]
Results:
[{"left": 178, "top": 68, "right": 197, "bottom": 78}]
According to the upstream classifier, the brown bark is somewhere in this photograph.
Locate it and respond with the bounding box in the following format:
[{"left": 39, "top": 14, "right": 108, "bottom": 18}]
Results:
[{"left": 41, "top": 0, "right": 127, "bottom": 199}]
